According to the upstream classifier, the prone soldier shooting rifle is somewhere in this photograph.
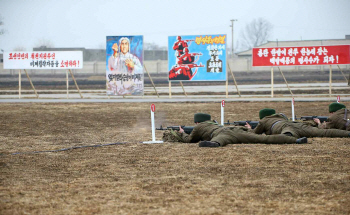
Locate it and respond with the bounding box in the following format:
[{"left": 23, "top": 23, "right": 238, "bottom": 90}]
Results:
[
  {"left": 169, "top": 63, "right": 204, "bottom": 80},
  {"left": 156, "top": 125, "right": 194, "bottom": 134},
  {"left": 224, "top": 120, "right": 259, "bottom": 129}
]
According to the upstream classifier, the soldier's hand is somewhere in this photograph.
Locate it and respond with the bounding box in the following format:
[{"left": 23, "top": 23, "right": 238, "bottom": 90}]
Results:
[
  {"left": 313, "top": 118, "right": 321, "bottom": 125},
  {"left": 179, "top": 126, "right": 184, "bottom": 133},
  {"left": 245, "top": 122, "right": 252, "bottom": 129}
]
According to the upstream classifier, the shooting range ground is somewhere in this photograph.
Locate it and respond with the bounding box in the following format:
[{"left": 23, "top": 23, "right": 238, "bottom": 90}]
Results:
[{"left": 1, "top": 101, "right": 350, "bottom": 214}]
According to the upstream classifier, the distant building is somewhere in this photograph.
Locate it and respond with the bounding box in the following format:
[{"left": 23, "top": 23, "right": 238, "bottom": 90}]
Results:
[{"left": 236, "top": 35, "right": 350, "bottom": 59}]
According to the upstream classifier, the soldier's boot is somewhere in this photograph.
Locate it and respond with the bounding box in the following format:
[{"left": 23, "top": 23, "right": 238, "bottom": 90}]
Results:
[
  {"left": 296, "top": 137, "right": 308, "bottom": 144},
  {"left": 199, "top": 141, "right": 220, "bottom": 147}
]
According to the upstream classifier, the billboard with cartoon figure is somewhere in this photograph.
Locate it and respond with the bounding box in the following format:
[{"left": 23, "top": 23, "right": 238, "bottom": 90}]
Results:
[
  {"left": 168, "top": 34, "right": 226, "bottom": 81},
  {"left": 106, "top": 35, "right": 143, "bottom": 96}
]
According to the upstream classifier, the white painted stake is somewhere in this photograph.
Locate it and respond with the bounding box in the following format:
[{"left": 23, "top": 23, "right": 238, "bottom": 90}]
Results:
[
  {"left": 143, "top": 104, "right": 163, "bottom": 144},
  {"left": 291, "top": 98, "right": 295, "bottom": 121},
  {"left": 151, "top": 106, "right": 156, "bottom": 141},
  {"left": 221, "top": 100, "right": 225, "bottom": 125},
  {"left": 337, "top": 95, "right": 340, "bottom": 103}
]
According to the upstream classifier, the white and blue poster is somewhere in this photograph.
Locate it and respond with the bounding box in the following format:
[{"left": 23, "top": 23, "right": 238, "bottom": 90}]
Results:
[
  {"left": 168, "top": 34, "right": 226, "bottom": 81},
  {"left": 106, "top": 35, "right": 143, "bottom": 96}
]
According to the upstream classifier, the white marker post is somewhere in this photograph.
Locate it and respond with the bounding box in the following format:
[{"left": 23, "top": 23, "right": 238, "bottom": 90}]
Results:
[
  {"left": 337, "top": 95, "right": 340, "bottom": 103},
  {"left": 291, "top": 98, "right": 295, "bottom": 121},
  {"left": 221, "top": 100, "right": 225, "bottom": 125},
  {"left": 143, "top": 104, "right": 163, "bottom": 144}
]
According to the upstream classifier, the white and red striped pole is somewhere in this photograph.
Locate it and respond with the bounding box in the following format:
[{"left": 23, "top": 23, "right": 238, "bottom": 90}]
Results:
[
  {"left": 150, "top": 104, "right": 156, "bottom": 141},
  {"left": 337, "top": 95, "right": 340, "bottom": 103},
  {"left": 221, "top": 100, "right": 225, "bottom": 125},
  {"left": 143, "top": 104, "right": 163, "bottom": 144},
  {"left": 291, "top": 98, "right": 295, "bottom": 121}
]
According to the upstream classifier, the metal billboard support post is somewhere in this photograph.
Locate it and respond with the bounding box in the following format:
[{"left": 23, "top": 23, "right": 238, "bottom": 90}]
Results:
[
  {"left": 24, "top": 69, "right": 39, "bottom": 98},
  {"left": 271, "top": 67, "right": 274, "bottom": 98},
  {"left": 179, "top": 81, "right": 187, "bottom": 97},
  {"left": 169, "top": 81, "right": 172, "bottom": 98},
  {"left": 227, "top": 62, "right": 241, "bottom": 97},
  {"left": 329, "top": 65, "right": 332, "bottom": 97},
  {"left": 225, "top": 78, "right": 228, "bottom": 98},
  {"left": 66, "top": 70, "right": 69, "bottom": 99},
  {"left": 144, "top": 65, "right": 160, "bottom": 98},
  {"left": 68, "top": 69, "right": 83, "bottom": 98},
  {"left": 278, "top": 67, "right": 293, "bottom": 97},
  {"left": 336, "top": 65, "right": 348, "bottom": 83},
  {"left": 18, "top": 70, "right": 21, "bottom": 99}
]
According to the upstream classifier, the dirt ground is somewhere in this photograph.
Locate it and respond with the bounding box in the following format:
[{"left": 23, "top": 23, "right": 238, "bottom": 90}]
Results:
[{"left": 1, "top": 101, "right": 350, "bottom": 214}]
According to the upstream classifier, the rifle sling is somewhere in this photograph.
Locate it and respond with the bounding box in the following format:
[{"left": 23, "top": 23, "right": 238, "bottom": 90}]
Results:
[
  {"left": 270, "top": 121, "right": 282, "bottom": 133},
  {"left": 344, "top": 109, "right": 350, "bottom": 128}
]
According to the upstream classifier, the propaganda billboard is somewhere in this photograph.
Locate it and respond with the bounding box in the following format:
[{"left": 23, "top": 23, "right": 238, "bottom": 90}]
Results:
[
  {"left": 106, "top": 35, "right": 144, "bottom": 96},
  {"left": 168, "top": 34, "right": 227, "bottom": 81},
  {"left": 3, "top": 51, "right": 83, "bottom": 69},
  {"left": 252, "top": 45, "right": 350, "bottom": 67}
]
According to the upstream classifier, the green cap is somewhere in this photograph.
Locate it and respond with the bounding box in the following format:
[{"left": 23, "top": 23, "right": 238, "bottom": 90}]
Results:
[
  {"left": 194, "top": 113, "right": 211, "bottom": 123},
  {"left": 259, "top": 108, "right": 276, "bottom": 119},
  {"left": 329, "top": 102, "right": 346, "bottom": 113}
]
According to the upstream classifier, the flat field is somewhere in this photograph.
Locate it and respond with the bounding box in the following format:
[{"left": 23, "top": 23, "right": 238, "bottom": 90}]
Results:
[{"left": 1, "top": 101, "right": 350, "bottom": 214}]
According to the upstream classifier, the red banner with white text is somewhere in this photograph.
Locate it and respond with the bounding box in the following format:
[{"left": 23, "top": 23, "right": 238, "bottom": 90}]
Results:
[{"left": 252, "top": 45, "right": 350, "bottom": 67}]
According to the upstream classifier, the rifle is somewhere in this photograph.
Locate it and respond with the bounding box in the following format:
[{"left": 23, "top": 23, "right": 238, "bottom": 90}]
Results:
[
  {"left": 297, "top": 116, "right": 328, "bottom": 123},
  {"left": 156, "top": 125, "right": 194, "bottom": 134},
  {"left": 189, "top": 53, "right": 203, "bottom": 56},
  {"left": 224, "top": 120, "right": 259, "bottom": 129},
  {"left": 183, "top": 39, "right": 195, "bottom": 43},
  {"left": 183, "top": 63, "right": 205, "bottom": 69}
]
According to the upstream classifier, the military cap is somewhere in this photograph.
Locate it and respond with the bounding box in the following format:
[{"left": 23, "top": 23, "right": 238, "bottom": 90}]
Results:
[
  {"left": 194, "top": 113, "right": 211, "bottom": 123},
  {"left": 329, "top": 102, "right": 346, "bottom": 113},
  {"left": 259, "top": 108, "right": 276, "bottom": 119}
]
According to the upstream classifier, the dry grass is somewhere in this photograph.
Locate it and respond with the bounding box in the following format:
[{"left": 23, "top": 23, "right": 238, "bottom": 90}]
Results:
[{"left": 1, "top": 101, "right": 350, "bottom": 214}]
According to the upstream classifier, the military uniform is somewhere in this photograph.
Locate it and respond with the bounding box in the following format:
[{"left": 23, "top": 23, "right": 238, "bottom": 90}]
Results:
[
  {"left": 317, "top": 103, "right": 350, "bottom": 131},
  {"left": 318, "top": 108, "right": 350, "bottom": 130},
  {"left": 179, "top": 121, "right": 301, "bottom": 146},
  {"left": 254, "top": 113, "right": 350, "bottom": 138}
]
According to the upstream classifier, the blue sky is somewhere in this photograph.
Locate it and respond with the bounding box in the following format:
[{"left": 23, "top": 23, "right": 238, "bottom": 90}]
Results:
[{"left": 0, "top": 0, "right": 349, "bottom": 52}]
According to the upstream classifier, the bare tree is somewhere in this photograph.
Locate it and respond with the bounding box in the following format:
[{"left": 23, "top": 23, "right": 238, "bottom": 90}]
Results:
[
  {"left": 35, "top": 38, "right": 55, "bottom": 48},
  {"left": 0, "top": 14, "right": 5, "bottom": 35},
  {"left": 240, "top": 18, "right": 273, "bottom": 50},
  {"left": 13, "top": 46, "right": 27, "bottom": 51}
]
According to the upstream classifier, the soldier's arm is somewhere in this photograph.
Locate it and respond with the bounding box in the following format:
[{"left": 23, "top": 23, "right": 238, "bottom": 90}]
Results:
[
  {"left": 173, "top": 42, "right": 179, "bottom": 50},
  {"left": 252, "top": 122, "right": 265, "bottom": 134},
  {"left": 179, "top": 126, "right": 201, "bottom": 143}
]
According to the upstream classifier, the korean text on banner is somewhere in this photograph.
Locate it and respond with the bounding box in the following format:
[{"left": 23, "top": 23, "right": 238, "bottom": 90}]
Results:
[
  {"left": 4, "top": 51, "right": 83, "bottom": 69},
  {"left": 252, "top": 45, "right": 350, "bottom": 67}
]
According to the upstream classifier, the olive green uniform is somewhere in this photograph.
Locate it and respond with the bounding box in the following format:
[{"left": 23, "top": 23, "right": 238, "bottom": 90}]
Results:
[
  {"left": 319, "top": 109, "right": 350, "bottom": 131},
  {"left": 254, "top": 114, "right": 350, "bottom": 138},
  {"left": 179, "top": 121, "right": 300, "bottom": 146}
]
